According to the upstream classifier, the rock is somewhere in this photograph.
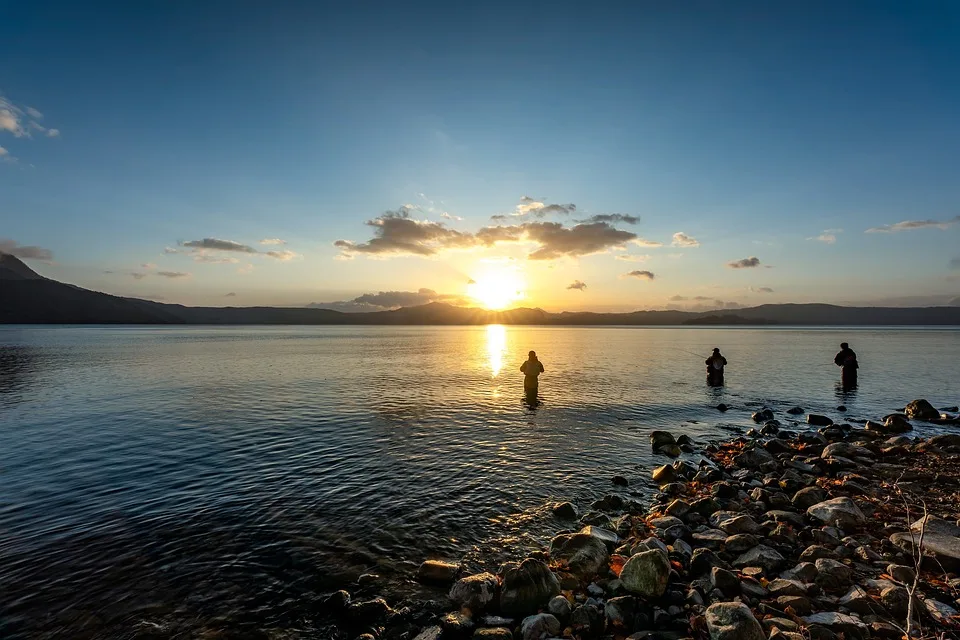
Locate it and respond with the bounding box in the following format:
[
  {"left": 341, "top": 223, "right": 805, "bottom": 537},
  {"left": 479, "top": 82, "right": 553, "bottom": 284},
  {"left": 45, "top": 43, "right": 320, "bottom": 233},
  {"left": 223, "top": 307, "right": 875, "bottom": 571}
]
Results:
[
  {"left": 604, "top": 596, "right": 637, "bottom": 627},
  {"left": 884, "top": 414, "right": 913, "bottom": 433},
  {"left": 580, "top": 525, "right": 620, "bottom": 550},
  {"left": 930, "top": 433, "right": 960, "bottom": 448},
  {"left": 553, "top": 501, "right": 579, "bottom": 520},
  {"left": 821, "top": 442, "right": 873, "bottom": 459},
  {"left": 710, "top": 566, "right": 741, "bottom": 595},
  {"left": 499, "top": 559, "right": 561, "bottom": 615},
  {"left": 890, "top": 516, "right": 960, "bottom": 571},
  {"left": 885, "top": 563, "right": 915, "bottom": 584},
  {"left": 665, "top": 499, "right": 691, "bottom": 518},
  {"left": 592, "top": 494, "right": 626, "bottom": 512},
  {"left": 802, "top": 612, "right": 868, "bottom": 639},
  {"left": 752, "top": 409, "right": 774, "bottom": 423},
  {"left": 413, "top": 627, "right": 441, "bottom": 640},
  {"left": 814, "top": 558, "right": 853, "bottom": 590},
  {"left": 905, "top": 398, "right": 940, "bottom": 421},
  {"left": 549, "top": 532, "right": 609, "bottom": 580},
  {"left": 806, "top": 497, "right": 866, "bottom": 529},
  {"left": 690, "top": 496, "right": 722, "bottom": 516},
  {"left": 792, "top": 486, "right": 827, "bottom": 510},
  {"left": 767, "top": 579, "right": 807, "bottom": 597},
  {"left": 620, "top": 549, "right": 670, "bottom": 598},
  {"left": 690, "top": 547, "right": 730, "bottom": 576},
  {"left": 570, "top": 603, "right": 603, "bottom": 637},
  {"left": 519, "top": 613, "right": 561, "bottom": 640},
  {"left": 734, "top": 545, "right": 785, "bottom": 573},
  {"left": 347, "top": 598, "right": 393, "bottom": 624},
  {"left": 580, "top": 511, "right": 613, "bottom": 528},
  {"left": 705, "top": 602, "right": 765, "bottom": 640},
  {"left": 741, "top": 578, "right": 769, "bottom": 599},
  {"left": 878, "top": 585, "right": 910, "bottom": 616},
  {"left": 787, "top": 407, "right": 805, "bottom": 415},
  {"left": 765, "top": 510, "right": 805, "bottom": 528},
  {"left": 473, "top": 629, "right": 512, "bottom": 640},
  {"left": 547, "top": 595, "right": 571, "bottom": 623},
  {"left": 710, "top": 512, "right": 761, "bottom": 535},
  {"left": 650, "top": 430, "right": 676, "bottom": 447},
  {"left": 924, "top": 598, "right": 958, "bottom": 624},
  {"left": 652, "top": 464, "right": 677, "bottom": 484},
  {"left": 440, "top": 611, "right": 474, "bottom": 635},
  {"left": 692, "top": 528, "right": 728, "bottom": 550},
  {"left": 777, "top": 595, "right": 813, "bottom": 615},
  {"left": 782, "top": 562, "right": 818, "bottom": 582},
  {"left": 838, "top": 586, "right": 876, "bottom": 615},
  {"left": 800, "top": 544, "right": 838, "bottom": 561},
  {"left": 612, "top": 475, "right": 629, "bottom": 486},
  {"left": 717, "top": 402, "right": 729, "bottom": 411},
  {"left": 733, "top": 447, "right": 775, "bottom": 469},
  {"left": 324, "top": 590, "right": 351, "bottom": 612},
  {"left": 724, "top": 533, "right": 759, "bottom": 555},
  {"left": 807, "top": 414, "right": 833, "bottom": 426},
  {"left": 449, "top": 572, "right": 499, "bottom": 611},
  {"left": 656, "top": 443, "right": 682, "bottom": 457},
  {"left": 417, "top": 560, "right": 460, "bottom": 584}
]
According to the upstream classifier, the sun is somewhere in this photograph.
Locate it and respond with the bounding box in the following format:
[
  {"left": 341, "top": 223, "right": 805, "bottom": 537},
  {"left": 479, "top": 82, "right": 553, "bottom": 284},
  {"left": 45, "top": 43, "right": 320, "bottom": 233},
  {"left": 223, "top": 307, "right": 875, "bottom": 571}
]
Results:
[{"left": 467, "top": 267, "right": 525, "bottom": 310}]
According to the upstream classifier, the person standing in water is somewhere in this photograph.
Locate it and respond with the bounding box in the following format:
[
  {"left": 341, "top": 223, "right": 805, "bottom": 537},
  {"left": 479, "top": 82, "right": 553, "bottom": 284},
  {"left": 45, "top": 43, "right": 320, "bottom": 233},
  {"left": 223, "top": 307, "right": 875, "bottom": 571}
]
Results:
[
  {"left": 520, "top": 350, "right": 544, "bottom": 396},
  {"left": 705, "top": 348, "right": 727, "bottom": 386},
  {"left": 834, "top": 342, "right": 858, "bottom": 389}
]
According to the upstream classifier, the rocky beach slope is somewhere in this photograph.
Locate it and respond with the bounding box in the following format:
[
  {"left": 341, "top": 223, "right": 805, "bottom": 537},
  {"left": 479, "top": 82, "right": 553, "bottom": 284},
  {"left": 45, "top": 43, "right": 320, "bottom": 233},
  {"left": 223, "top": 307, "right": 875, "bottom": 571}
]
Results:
[{"left": 320, "top": 399, "right": 960, "bottom": 640}]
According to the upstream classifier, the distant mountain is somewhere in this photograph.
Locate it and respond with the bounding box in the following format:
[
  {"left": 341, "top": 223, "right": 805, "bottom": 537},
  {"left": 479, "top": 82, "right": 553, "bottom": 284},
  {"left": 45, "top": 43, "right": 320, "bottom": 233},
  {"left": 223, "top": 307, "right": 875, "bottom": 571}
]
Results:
[{"left": 3, "top": 254, "right": 960, "bottom": 325}]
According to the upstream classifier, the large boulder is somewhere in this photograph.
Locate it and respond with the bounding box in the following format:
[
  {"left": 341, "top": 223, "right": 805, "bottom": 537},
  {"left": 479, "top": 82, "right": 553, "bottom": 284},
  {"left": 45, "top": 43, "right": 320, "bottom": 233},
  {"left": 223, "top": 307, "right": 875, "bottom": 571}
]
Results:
[
  {"left": 806, "top": 497, "right": 866, "bottom": 529},
  {"left": 890, "top": 516, "right": 960, "bottom": 572},
  {"left": 619, "top": 549, "right": 670, "bottom": 598},
  {"left": 499, "top": 559, "right": 561, "bottom": 615},
  {"left": 449, "top": 572, "right": 499, "bottom": 611},
  {"left": 417, "top": 560, "right": 460, "bottom": 584},
  {"left": 520, "top": 613, "right": 561, "bottom": 640},
  {"left": 549, "top": 532, "right": 609, "bottom": 580},
  {"left": 904, "top": 399, "right": 940, "bottom": 421},
  {"left": 705, "top": 602, "right": 765, "bottom": 640}
]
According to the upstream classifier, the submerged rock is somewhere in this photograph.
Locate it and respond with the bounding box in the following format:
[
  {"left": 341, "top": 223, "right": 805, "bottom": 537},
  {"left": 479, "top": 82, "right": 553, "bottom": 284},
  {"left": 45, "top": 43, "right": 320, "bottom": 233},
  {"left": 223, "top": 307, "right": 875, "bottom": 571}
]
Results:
[
  {"left": 752, "top": 409, "right": 774, "bottom": 423},
  {"left": 417, "top": 560, "right": 460, "bottom": 584},
  {"left": 883, "top": 414, "right": 913, "bottom": 433},
  {"left": 499, "top": 559, "right": 561, "bottom": 615},
  {"left": 705, "top": 602, "right": 764, "bottom": 640},
  {"left": 905, "top": 398, "right": 940, "bottom": 421},
  {"left": 620, "top": 549, "right": 670, "bottom": 597},
  {"left": 787, "top": 407, "right": 805, "bottom": 415}
]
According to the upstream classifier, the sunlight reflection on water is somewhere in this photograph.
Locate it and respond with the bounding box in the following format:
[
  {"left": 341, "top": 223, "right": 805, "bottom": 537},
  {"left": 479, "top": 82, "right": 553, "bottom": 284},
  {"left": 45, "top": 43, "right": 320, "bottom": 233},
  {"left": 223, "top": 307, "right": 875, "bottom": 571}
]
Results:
[{"left": 486, "top": 324, "right": 507, "bottom": 378}]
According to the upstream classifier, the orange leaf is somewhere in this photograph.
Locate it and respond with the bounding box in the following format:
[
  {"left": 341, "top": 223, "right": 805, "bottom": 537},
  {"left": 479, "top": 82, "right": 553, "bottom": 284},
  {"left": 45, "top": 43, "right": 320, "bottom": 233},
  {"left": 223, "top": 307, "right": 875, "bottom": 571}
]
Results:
[{"left": 609, "top": 554, "right": 627, "bottom": 577}]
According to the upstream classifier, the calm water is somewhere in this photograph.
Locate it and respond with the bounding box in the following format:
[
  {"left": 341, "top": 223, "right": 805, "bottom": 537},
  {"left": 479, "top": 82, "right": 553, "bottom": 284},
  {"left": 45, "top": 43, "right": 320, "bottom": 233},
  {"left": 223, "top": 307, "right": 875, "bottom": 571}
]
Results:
[{"left": 2, "top": 325, "right": 959, "bottom": 638}]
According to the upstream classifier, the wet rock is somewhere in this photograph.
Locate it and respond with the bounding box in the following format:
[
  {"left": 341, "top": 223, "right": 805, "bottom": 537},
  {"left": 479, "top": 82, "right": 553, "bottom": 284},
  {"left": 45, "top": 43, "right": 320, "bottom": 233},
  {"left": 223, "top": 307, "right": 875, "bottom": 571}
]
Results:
[
  {"left": 499, "top": 559, "right": 561, "bottom": 615},
  {"left": 710, "top": 566, "right": 741, "bottom": 595},
  {"left": 473, "top": 629, "right": 512, "bottom": 640},
  {"left": 705, "top": 602, "right": 764, "bottom": 640},
  {"left": 324, "top": 590, "right": 351, "bottom": 612},
  {"left": 612, "top": 475, "right": 629, "bottom": 487},
  {"left": 620, "top": 549, "right": 670, "bottom": 597},
  {"left": 787, "top": 407, "right": 805, "bottom": 415},
  {"left": 547, "top": 595, "right": 571, "bottom": 624},
  {"left": 440, "top": 611, "right": 474, "bottom": 636},
  {"left": 549, "top": 532, "right": 609, "bottom": 580},
  {"left": 814, "top": 558, "right": 853, "bottom": 590},
  {"left": 761, "top": 421, "right": 781, "bottom": 436},
  {"left": 807, "top": 414, "right": 833, "bottom": 427},
  {"left": 417, "top": 560, "right": 460, "bottom": 584},
  {"left": 580, "top": 511, "right": 613, "bottom": 528},
  {"left": 792, "top": 486, "right": 827, "bottom": 510},
  {"left": 570, "top": 603, "right": 604, "bottom": 637},
  {"left": 652, "top": 464, "right": 677, "bottom": 484},
  {"left": 807, "top": 497, "right": 866, "bottom": 529},
  {"left": 802, "top": 612, "right": 868, "bottom": 640},
  {"left": 519, "top": 613, "right": 561, "bottom": 640},
  {"left": 347, "top": 598, "right": 393, "bottom": 624},
  {"left": 752, "top": 409, "right": 775, "bottom": 423},
  {"left": 553, "top": 501, "right": 579, "bottom": 520},
  {"left": 717, "top": 403, "right": 729, "bottom": 412},
  {"left": 734, "top": 545, "right": 785, "bottom": 573},
  {"left": 883, "top": 414, "right": 913, "bottom": 433},
  {"left": 665, "top": 499, "right": 691, "bottom": 518},
  {"left": 650, "top": 431, "right": 677, "bottom": 447},
  {"left": 905, "top": 398, "right": 940, "bottom": 421},
  {"left": 592, "top": 494, "right": 626, "bottom": 512},
  {"left": 656, "top": 443, "right": 682, "bottom": 458},
  {"left": 890, "top": 515, "right": 960, "bottom": 571},
  {"left": 449, "top": 572, "right": 499, "bottom": 611},
  {"left": 767, "top": 579, "right": 807, "bottom": 597}
]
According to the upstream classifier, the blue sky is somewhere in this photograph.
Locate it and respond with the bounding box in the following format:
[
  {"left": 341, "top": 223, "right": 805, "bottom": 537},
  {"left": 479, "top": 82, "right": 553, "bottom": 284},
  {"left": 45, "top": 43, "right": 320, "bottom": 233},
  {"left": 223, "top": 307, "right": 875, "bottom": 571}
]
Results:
[{"left": 2, "top": 1, "right": 959, "bottom": 310}]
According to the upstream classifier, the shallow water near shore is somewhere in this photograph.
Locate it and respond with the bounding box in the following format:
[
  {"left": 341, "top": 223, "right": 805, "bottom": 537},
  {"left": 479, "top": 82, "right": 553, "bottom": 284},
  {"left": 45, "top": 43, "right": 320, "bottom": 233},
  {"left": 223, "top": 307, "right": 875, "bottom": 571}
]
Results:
[{"left": 1, "top": 325, "right": 959, "bottom": 637}]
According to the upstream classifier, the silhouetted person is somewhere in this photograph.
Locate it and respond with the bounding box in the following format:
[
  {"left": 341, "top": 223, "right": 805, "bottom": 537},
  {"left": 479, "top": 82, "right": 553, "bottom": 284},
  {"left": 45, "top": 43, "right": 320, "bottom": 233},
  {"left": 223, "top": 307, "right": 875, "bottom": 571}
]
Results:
[
  {"left": 834, "top": 342, "right": 858, "bottom": 389},
  {"left": 520, "top": 350, "right": 544, "bottom": 397},
  {"left": 705, "top": 347, "right": 727, "bottom": 386}
]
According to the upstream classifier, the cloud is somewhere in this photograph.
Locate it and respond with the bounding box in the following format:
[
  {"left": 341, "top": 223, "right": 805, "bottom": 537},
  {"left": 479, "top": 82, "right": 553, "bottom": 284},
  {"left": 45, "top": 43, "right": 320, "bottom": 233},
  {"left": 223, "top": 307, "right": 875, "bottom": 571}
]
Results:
[
  {"left": 692, "top": 295, "right": 712, "bottom": 301},
  {"left": 808, "top": 228, "right": 842, "bottom": 244},
  {"left": 237, "top": 263, "right": 254, "bottom": 275},
  {"left": 141, "top": 263, "right": 156, "bottom": 269},
  {"left": 624, "top": 270, "right": 655, "bottom": 280},
  {"left": 46, "top": 129, "right": 60, "bottom": 137},
  {"left": 669, "top": 295, "right": 687, "bottom": 301},
  {"left": 0, "top": 95, "right": 59, "bottom": 146},
  {"left": 440, "top": 212, "right": 463, "bottom": 221},
  {"left": 259, "top": 238, "right": 286, "bottom": 245},
  {"left": 513, "top": 197, "right": 577, "bottom": 217},
  {"left": 490, "top": 214, "right": 508, "bottom": 221},
  {"left": 157, "top": 271, "right": 190, "bottom": 279},
  {"left": 672, "top": 232, "right": 700, "bottom": 247},
  {"left": 615, "top": 254, "right": 650, "bottom": 262},
  {"left": 750, "top": 286, "right": 774, "bottom": 293},
  {"left": 0, "top": 238, "right": 54, "bottom": 261},
  {"left": 163, "top": 247, "right": 180, "bottom": 255},
  {"left": 311, "top": 287, "right": 472, "bottom": 312},
  {"left": 192, "top": 254, "right": 239, "bottom": 264},
  {"left": 567, "top": 280, "right": 587, "bottom": 291},
  {"left": 225, "top": 292, "right": 237, "bottom": 297},
  {"left": 335, "top": 208, "right": 637, "bottom": 260},
  {"left": 265, "top": 250, "right": 299, "bottom": 261},
  {"left": 578, "top": 214, "right": 639, "bottom": 225},
  {"left": 866, "top": 216, "right": 960, "bottom": 233},
  {"left": 633, "top": 238, "right": 663, "bottom": 247},
  {"left": 727, "top": 256, "right": 761, "bottom": 269},
  {"left": 181, "top": 238, "right": 258, "bottom": 253},
  {"left": 130, "top": 272, "right": 147, "bottom": 280}
]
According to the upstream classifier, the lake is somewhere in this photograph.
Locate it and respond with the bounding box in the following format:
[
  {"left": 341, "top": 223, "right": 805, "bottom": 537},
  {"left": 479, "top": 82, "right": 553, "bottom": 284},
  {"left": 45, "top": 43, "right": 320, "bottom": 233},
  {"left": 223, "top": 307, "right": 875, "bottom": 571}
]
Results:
[{"left": 2, "top": 325, "right": 958, "bottom": 638}]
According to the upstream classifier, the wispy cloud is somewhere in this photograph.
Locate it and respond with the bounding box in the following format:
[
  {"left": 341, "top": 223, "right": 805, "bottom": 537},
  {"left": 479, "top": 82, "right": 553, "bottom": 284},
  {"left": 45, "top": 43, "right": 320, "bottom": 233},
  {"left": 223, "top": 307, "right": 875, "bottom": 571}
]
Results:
[
  {"left": 440, "top": 212, "right": 463, "bottom": 221},
  {"left": 259, "top": 238, "right": 286, "bottom": 245},
  {"left": 578, "top": 214, "right": 639, "bottom": 225},
  {"left": 237, "top": 263, "right": 254, "bottom": 275},
  {"left": 0, "top": 94, "right": 60, "bottom": 158},
  {"left": 866, "top": 216, "right": 960, "bottom": 233},
  {"left": 808, "top": 228, "right": 842, "bottom": 244},
  {"left": 141, "top": 263, "right": 156, "bottom": 269},
  {"left": 750, "top": 286, "right": 774, "bottom": 293},
  {"left": 615, "top": 254, "right": 650, "bottom": 262},
  {"left": 310, "top": 288, "right": 472, "bottom": 312},
  {"left": 225, "top": 292, "right": 237, "bottom": 297},
  {"left": 157, "top": 271, "right": 190, "bottom": 279},
  {"left": 181, "top": 238, "right": 258, "bottom": 253},
  {"left": 193, "top": 254, "right": 239, "bottom": 264},
  {"left": 567, "top": 280, "right": 587, "bottom": 291},
  {"left": 173, "top": 237, "right": 299, "bottom": 262},
  {"left": 513, "top": 196, "right": 577, "bottom": 217},
  {"left": 669, "top": 295, "right": 687, "bottom": 301},
  {"left": 265, "top": 250, "right": 299, "bottom": 261},
  {"left": 624, "top": 270, "right": 655, "bottom": 280},
  {"left": 0, "top": 238, "right": 54, "bottom": 261},
  {"left": 727, "top": 256, "right": 761, "bottom": 269},
  {"left": 633, "top": 238, "right": 663, "bottom": 248},
  {"left": 672, "top": 232, "right": 700, "bottom": 247}
]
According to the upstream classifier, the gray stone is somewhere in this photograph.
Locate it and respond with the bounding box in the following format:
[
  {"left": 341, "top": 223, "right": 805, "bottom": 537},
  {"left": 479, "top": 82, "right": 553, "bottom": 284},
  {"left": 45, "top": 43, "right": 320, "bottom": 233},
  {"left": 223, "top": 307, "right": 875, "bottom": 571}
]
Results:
[
  {"left": 605, "top": 595, "right": 638, "bottom": 627},
  {"left": 710, "top": 566, "right": 741, "bottom": 594},
  {"left": 724, "top": 533, "right": 759, "bottom": 555},
  {"left": 821, "top": 442, "right": 873, "bottom": 459},
  {"left": 765, "top": 510, "right": 806, "bottom": 528},
  {"left": 650, "top": 430, "right": 676, "bottom": 447},
  {"left": 879, "top": 585, "right": 910, "bottom": 617},
  {"left": 709, "top": 511, "right": 761, "bottom": 535},
  {"left": 799, "top": 544, "right": 838, "bottom": 561},
  {"left": 449, "top": 572, "right": 499, "bottom": 611},
  {"left": 580, "top": 525, "right": 620, "bottom": 551},
  {"left": 652, "top": 464, "right": 677, "bottom": 484},
  {"left": 806, "top": 497, "right": 866, "bottom": 529},
  {"left": 905, "top": 399, "right": 940, "bottom": 421},
  {"left": 838, "top": 586, "right": 878, "bottom": 615},
  {"left": 814, "top": 558, "right": 853, "bottom": 590},
  {"left": 807, "top": 414, "right": 833, "bottom": 426},
  {"left": 549, "top": 532, "right": 609, "bottom": 580},
  {"left": 777, "top": 595, "right": 812, "bottom": 616},
  {"left": 620, "top": 549, "right": 670, "bottom": 598},
  {"left": 665, "top": 499, "right": 690, "bottom": 518},
  {"left": 802, "top": 612, "right": 868, "bottom": 637},
  {"left": 520, "top": 613, "right": 561, "bottom": 640},
  {"left": 417, "top": 559, "right": 460, "bottom": 584},
  {"left": 547, "top": 595, "right": 571, "bottom": 623},
  {"left": 440, "top": 611, "right": 474, "bottom": 635},
  {"left": 693, "top": 528, "right": 728, "bottom": 550},
  {"left": 734, "top": 544, "right": 785, "bottom": 573},
  {"left": 792, "top": 486, "right": 827, "bottom": 510},
  {"left": 499, "top": 558, "right": 561, "bottom": 615},
  {"left": 885, "top": 563, "right": 915, "bottom": 584},
  {"left": 570, "top": 603, "right": 603, "bottom": 637},
  {"left": 705, "top": 602, "right": 765, "bottom": 640},
  {"left": 553, "top": 501, "right": 578, "bottom": 520},
  {"left": 767, "top": 579, "right": 807, "bottom": 597},
  {"left": 740, "top": 579, "right": 769, "bottom": 599},
  {"left": 413, "top": 627, "right": 441, "bottom": 640},
  {"left": 924, "top": 598, "right": 958, "bottom": 624},
  {"left": 733, "top": 446, "right": 775, "bottom": 469},
  {"left": 892, "top": 515, "right": 960, "bottom": 571},
  {"left": 781, "top": 561, "right": 818, "bottom": 582},
  {"left": 690, "top": 547, "right": 730, "bottom": 576}
]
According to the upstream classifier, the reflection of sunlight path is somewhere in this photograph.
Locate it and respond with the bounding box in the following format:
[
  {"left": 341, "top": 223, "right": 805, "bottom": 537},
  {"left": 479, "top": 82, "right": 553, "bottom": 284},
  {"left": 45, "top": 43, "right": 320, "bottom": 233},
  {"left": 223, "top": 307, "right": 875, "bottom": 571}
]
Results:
[{"left": 486, "top": 324, "right": 507, "bottom": 378}]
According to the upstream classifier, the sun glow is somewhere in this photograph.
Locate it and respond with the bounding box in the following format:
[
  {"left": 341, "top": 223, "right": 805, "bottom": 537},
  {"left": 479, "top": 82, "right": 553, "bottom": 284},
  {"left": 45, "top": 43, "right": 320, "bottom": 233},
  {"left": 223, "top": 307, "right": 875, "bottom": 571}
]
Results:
[
  {"left": 467, "top": 267, "right": 525, "bottom": 310},
  {"left": 486, "top": 324, "right": 507, "bottom": 377}
]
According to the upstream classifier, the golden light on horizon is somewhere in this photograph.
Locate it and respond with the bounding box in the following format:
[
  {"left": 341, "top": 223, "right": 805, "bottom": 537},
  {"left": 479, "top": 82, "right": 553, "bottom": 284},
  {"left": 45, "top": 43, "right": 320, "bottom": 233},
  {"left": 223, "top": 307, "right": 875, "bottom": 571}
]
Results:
[{"left": 467, "top": 265, "right": 525, "bottom": 310}]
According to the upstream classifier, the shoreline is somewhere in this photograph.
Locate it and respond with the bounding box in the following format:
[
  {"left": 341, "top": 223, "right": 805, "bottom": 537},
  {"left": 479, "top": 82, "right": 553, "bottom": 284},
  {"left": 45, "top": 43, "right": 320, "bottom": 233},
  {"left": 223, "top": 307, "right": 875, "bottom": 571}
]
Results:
[{"left": 323, "top": 399, "right": 960, "bottom": 640}]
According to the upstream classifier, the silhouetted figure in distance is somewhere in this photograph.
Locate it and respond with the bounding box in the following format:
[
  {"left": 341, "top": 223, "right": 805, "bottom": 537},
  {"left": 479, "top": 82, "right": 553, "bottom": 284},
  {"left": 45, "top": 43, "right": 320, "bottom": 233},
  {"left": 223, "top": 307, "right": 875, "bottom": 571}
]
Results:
[
  {"left": 705, "top": 347, "right": 727, "bottom": 386},
  {"left": 520, "top": 350, "right": 544, "bottom": 399},
  {"left": 834, "top": 342, "right": 858, "bottom": 389}
]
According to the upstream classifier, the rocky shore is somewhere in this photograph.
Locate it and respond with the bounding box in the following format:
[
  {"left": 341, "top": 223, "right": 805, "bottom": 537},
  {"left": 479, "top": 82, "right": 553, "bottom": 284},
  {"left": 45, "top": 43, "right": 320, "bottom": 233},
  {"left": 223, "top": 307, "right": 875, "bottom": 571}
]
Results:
[{"left": 321, "top": 399, "right": 960, "bottom": 640}]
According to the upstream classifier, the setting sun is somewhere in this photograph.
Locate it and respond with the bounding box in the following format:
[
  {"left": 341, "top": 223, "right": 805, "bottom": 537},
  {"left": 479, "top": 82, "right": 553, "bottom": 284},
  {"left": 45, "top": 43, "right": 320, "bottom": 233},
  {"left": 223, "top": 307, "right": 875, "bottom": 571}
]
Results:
[{"left": 467, "top": 267, "right": 525, "bottom": 310}]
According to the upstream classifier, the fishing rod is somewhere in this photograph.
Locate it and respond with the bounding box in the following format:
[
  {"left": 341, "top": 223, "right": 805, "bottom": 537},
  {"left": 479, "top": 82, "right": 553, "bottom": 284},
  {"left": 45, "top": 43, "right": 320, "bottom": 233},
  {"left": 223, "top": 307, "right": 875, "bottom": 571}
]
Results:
[{"left": 676, "top": 348, "right": 709, "bottom": 359}]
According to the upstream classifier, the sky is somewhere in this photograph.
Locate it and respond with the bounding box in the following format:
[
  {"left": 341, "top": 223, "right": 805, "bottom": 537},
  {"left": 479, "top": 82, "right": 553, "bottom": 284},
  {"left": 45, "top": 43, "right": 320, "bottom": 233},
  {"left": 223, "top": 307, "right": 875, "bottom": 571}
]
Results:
[{"left": 2, "top": 1, "right": 959, "bottom": 312}]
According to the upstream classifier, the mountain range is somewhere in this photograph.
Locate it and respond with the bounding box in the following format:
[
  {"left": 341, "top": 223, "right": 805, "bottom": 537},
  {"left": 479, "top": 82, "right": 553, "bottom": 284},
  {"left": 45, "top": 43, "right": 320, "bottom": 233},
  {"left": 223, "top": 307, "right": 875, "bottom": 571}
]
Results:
[{"left": 3, "top": 253, "right": 960, "bottom": 326}]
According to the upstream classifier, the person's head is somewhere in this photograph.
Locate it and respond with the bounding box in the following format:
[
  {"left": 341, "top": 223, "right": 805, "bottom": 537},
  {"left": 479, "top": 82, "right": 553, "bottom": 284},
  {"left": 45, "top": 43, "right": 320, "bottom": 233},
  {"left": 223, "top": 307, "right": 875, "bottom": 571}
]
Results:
[
  {"left": 528, "top": 350, "right": 537, "bottom": 359},
  {"left": 840, "top": 342, "right": 849, "bottom": 349},
  {"left": 712, "top": 348, "right": 720, "bottom": 354}
]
